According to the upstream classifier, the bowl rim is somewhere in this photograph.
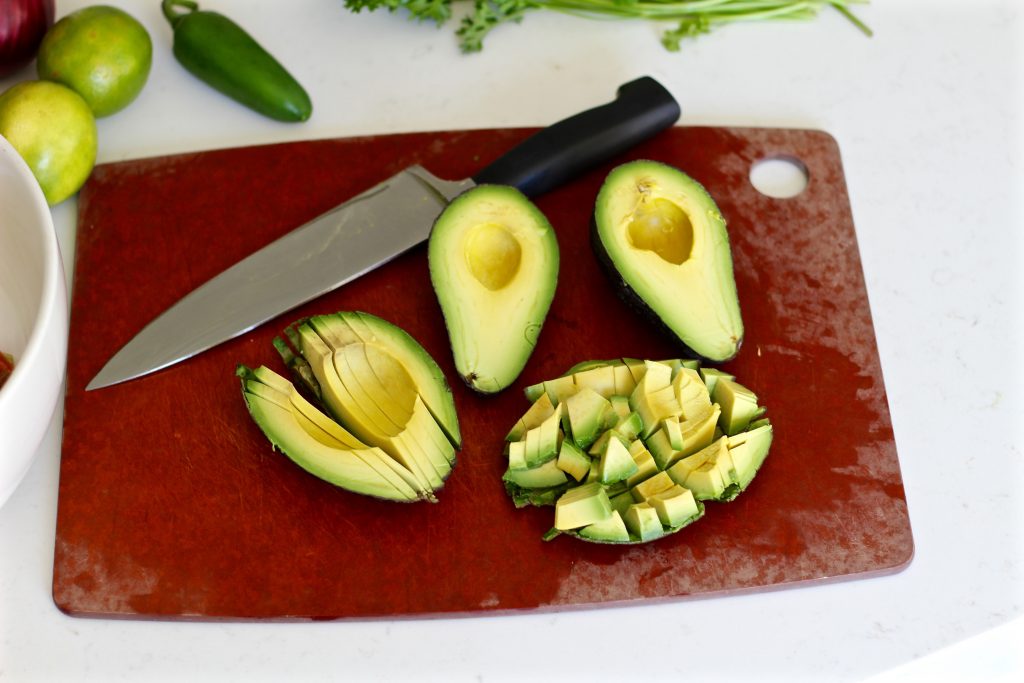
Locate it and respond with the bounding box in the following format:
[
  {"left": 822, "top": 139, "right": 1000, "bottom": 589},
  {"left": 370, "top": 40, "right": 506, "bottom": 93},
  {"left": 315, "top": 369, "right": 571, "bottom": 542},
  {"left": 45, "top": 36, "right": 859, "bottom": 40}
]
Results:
[{"left": 0, "top": 135, "right": 64, "bottom": 409}]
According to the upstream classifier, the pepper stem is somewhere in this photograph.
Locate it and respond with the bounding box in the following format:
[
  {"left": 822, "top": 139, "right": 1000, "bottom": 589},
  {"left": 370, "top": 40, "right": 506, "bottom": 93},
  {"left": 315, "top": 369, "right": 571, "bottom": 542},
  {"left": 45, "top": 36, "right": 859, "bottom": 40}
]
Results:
[{"left": 162, "top": 0, "right": 199, "bottom": 27}]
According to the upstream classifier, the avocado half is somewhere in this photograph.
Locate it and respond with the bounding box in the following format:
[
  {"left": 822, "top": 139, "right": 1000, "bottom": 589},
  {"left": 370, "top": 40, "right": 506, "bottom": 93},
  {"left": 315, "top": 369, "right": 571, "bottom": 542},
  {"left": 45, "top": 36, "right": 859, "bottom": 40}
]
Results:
[
  {"left": 428, "top": 184, "right": 559, "bottom": 394},
  {"left": 592, "top": 161, "right": 744, "bottom": 362},
  {"left": 502, "top": 358, "right": 773, "bottom": 544},
  {"left": 239, "top": 311, "right": 461, "bottom": 502}
]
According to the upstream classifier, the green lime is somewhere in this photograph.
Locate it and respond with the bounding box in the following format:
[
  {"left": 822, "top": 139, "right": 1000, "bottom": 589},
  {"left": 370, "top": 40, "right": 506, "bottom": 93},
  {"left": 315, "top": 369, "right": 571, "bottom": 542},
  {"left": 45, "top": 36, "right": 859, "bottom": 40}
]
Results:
[
  {"left": 36, "top": 5, "right": 152, "bottom": 118},
  {"left": 0, "top": 80, "right": 98, "bottom": 205}
]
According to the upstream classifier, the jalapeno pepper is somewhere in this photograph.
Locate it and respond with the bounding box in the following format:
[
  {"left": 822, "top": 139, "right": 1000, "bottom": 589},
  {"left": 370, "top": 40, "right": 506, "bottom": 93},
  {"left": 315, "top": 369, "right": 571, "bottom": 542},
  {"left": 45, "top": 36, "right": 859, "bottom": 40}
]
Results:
[{"left": 161, "top": 0, "right": 312, "bottom": 122}]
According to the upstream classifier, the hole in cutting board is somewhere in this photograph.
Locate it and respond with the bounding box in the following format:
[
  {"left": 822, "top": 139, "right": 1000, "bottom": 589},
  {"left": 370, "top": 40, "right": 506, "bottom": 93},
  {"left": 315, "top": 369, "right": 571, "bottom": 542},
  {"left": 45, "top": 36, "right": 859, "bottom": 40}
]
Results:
[{"left": 750, "top": 156, "right": 808, "bottom": 198}]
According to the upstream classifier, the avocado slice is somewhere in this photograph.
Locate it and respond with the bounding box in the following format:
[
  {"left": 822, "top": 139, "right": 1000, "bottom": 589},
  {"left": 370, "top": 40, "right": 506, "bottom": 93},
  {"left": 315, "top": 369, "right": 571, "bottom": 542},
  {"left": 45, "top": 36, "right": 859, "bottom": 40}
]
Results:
[
  {"left": 597, "top": 437, "right": 639, "bottom": 485},
  {"left": 523, "top": 403, "right": 563, "bottom": 468},
  {"left": 506, "top": 392, "right": 556, "bottom": 442},
  {"left": 238, "top": 367, "right": 420, "bottom": 502},
  {"left": 554, "top": 482, "right": 613, "bottom": 530},
  {"left": 712, "top": 377, "right": 761, "bottom": 436},
  {"left": 428, "top": 185, "right": 559, "bottom": 394},
  {"left": 504, "top": 459, "right": 569, "bottom": 489},
  {"left": 592, "top": 161, "right": 743, "bottom": 362},
  {"left": 578, "top": 510, "right": 631, "bottom": 543},
  {"left": 667, "top": 437, "right": 738, "bottom": 501},
  {"left": 727, "top": 423, "right": 774, "bottom": 489},
  {"left": 623, "top": 502, "right": 664, "bottom": 542},
  {"left": 563, "top": 387, "right": 612, "bottom": 449},
  {"left": 630, "top": 471, "right": 676, "bottom": 503},
  {"left": 571, "top": 365, "right": 618, "bottom": 399},
  {"left": 556, "top": 440, "right": 591, "bottom": 482},
  {"left": 648, "top": 485, "right": 701, "bottom": 527}
]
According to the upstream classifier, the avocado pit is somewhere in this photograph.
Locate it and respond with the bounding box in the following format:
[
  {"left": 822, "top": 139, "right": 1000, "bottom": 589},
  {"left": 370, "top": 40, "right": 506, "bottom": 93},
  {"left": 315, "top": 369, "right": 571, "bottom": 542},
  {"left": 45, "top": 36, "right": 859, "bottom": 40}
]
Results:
[
  {"left": 464, "top": 221, "right": 522, "bottom": 291},
  {"left": 626, "top": 196, "right": 693, "bottom": 266}
]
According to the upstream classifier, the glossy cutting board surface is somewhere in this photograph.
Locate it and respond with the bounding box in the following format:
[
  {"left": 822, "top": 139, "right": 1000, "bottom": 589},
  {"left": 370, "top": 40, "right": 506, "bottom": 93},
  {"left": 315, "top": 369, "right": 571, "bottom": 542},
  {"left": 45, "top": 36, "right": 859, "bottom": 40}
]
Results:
[{"left": 54, "top": 127, "right": 913, "bottom": 621}]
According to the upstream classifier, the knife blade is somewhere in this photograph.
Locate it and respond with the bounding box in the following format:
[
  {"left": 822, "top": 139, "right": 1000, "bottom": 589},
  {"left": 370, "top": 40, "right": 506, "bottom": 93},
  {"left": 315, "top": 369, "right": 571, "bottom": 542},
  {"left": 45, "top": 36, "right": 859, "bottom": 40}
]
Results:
[{"left": 88, "top": 76, "right": 680, "bottom": 390}]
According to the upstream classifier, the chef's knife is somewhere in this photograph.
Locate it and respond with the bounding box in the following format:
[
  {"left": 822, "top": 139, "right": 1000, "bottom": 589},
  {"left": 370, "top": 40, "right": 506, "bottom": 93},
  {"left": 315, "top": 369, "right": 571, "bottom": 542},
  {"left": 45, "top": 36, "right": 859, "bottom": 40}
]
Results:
[{"left": 88, "top": 76, "right": 680, "bottom": 390}]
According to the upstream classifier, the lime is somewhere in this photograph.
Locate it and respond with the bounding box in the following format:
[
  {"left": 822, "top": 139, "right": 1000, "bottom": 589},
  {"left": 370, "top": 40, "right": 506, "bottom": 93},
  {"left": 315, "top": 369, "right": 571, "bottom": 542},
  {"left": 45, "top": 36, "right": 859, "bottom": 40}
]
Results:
[
  {"left": 0, "top": 80, "right": 97, "bottom": 205},
  {"left": 36, "top": 5, "right": 152, "bottom": 118}
]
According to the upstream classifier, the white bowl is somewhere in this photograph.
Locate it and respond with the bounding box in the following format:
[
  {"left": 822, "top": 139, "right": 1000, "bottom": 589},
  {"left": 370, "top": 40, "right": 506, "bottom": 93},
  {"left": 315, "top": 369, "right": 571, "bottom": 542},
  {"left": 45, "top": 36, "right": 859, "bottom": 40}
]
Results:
[{"left": 0, "top": 135, "right": 68, "bottom": 509}]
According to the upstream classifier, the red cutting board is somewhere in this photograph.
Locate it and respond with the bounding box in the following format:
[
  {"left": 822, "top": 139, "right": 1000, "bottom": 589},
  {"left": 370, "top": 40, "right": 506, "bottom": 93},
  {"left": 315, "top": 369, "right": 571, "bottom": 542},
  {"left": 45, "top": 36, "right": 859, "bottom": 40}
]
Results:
[{"left": 54, "top": 127, "right": 913, "bottom": 621}]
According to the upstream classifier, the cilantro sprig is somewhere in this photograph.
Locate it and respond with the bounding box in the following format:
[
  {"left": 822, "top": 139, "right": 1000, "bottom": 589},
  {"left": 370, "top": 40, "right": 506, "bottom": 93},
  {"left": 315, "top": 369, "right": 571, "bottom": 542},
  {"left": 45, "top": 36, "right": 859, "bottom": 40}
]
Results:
[{"left": 343, "top": 0, "right": 872, "bottom": 53}]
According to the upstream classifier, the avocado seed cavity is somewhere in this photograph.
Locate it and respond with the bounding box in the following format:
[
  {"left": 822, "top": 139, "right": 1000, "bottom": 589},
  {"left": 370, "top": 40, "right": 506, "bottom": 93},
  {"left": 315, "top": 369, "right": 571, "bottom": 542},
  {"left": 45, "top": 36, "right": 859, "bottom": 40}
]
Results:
[
  {"left": 626, "top": 197, "right": 694, "bottom": 265},
  {"left": 465, "top": 222, "right": 522, "bottom": 291}
]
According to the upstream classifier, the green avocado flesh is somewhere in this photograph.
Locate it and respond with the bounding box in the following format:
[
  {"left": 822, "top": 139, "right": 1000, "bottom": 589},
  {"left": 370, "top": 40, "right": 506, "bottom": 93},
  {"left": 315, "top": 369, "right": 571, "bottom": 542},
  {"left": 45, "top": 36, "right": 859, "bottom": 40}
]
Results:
[
  {"left": 428, "top": 184, "right": 560, "bottom": 394},
  {"left": 238, "top": 311, "right": 461, "bottom": 502},
  {"left": 503, "top": 358, "right": 772, "bottom": 544},
  {"left": 593, "top": 161, "right": 744, "bottom": 362}
]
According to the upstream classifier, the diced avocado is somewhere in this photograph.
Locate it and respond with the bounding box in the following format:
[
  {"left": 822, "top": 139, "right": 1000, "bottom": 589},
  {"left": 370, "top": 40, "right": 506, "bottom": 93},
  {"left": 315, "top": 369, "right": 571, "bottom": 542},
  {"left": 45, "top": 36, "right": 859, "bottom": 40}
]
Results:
[
  {"left": 667, "top": 437, "right": 736, "bottom": 501},
  {"left": 727, "top": 423, "right": 774, "bottom": 489},
  {"left": 712, "top": 377, "right": 761, "bottom": 435},
  {"left": 524, "top": 382, "right": 545, "bottom": 403},
  {"left": 626, "top": 442, "right": 659, "bottom": 487},
  {"left": 541, "top": 375, "right": 577, "bottom": 405},
  {"left": 609, "top": 490, "right": 636, "bottom": 516},
  {"left": 578, "top": 510, "right": 630, "bottom": 543},
  {"left": 673, "top": 367, "right": 713, "bottom": 420},
  {"left": 554, "top": 482, "right": 613, "bottom": 530},
  {"left": 598, "top": 437, "right": 639, "bottom": 485},
  {"left": 623, "top": 358, "right": 647, "bottom": 383},
  {"left": 507, "top": 440, "right": 527, "bottom": 470},
  {"left": 506, "top": 392, "right": 556, "bottom": 441},
  {"left": 612, "top": 364, "right": 638, "bottom": 396},
  {"left": 609, "top": 395, "right": 632, "bottom": 419},
  {"left": 629, "top": 381, "right": 682, "bottom": 438},
  {"left": 504, "top": 458, "right": 569, "bottom": 489},
  {"left": 572, "top": 365, "right": 617, "bottom": 398},
  {"left": 428, "top": 185, "right": 559, "bottom": 394},
  {"left": 507, "top": 482, "right": 567, "bottom": 509},
  {"left": 630, "top": 471, "right": 676, "bottom": 502},
  {"left": 678, "top": 403, "right": 721, "bottom": 461},
  {"left": 699, "top": 367, "right": 734, "bottom": 398},
  {"left": 563, "top": 387, "right": 612, "bottom": 449},
  {"left": 613, "top": 411, "right": 644, "bottom": 441},
  {"left": 592, "top": 160, "right": 744, "bottom": 362},
  {"left": 238, "top": 367, "right": 421, "bottom": 502},
  {"left": 623, "top": 503, "right": 664, "bottom": 542},
  {"left": 556, "top": 440, "right": 591, "bottom": 482},
  {"left": 644, "top": 422, "right": 679, "bottom": 470},
  {"left": 523, "top": 403, "right": 563, "bottom": 468},
  {"left": 649, "top": 485, "right": 701, "bottom": 528},
  {"left": 588, "top": 428, "right": 628, "bottom": 456}
]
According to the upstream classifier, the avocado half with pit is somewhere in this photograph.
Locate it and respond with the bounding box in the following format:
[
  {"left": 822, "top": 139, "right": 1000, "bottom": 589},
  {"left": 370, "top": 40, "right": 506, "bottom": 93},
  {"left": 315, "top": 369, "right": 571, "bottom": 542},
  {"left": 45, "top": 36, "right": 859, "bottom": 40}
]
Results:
[
  {"left": 239, "top": 311, "right": 461, "bottom": 502},
  {"left": 428, "top": 185, "right": 559, "bottom": 394},
  {"left": 502, "top": 358, "right": 772, "bottom": 544},
  {"left": 593, "top": 161, "right": 744, "bottom": 362}
]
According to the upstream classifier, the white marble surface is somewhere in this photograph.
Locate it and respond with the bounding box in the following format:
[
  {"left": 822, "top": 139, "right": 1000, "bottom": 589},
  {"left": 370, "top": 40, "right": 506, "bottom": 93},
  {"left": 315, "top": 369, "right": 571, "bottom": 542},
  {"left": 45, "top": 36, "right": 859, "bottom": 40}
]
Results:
[{"left": 2, "top": 0, "right": 1022, "bottom": 680}]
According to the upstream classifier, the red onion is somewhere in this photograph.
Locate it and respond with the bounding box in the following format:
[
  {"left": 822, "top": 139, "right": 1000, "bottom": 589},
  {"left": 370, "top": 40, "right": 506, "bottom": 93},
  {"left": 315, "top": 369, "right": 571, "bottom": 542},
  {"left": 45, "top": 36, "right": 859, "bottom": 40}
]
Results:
[{"left": 0, "top": 0, "right": 54, "bottom": 78}]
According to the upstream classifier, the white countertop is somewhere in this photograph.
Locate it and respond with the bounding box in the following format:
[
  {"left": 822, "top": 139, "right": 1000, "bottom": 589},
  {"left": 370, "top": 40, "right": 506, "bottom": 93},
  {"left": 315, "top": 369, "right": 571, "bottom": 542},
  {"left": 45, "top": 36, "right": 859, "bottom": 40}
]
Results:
[{"left": 2, "top": 0, "right": 1022, "bottom": 680}]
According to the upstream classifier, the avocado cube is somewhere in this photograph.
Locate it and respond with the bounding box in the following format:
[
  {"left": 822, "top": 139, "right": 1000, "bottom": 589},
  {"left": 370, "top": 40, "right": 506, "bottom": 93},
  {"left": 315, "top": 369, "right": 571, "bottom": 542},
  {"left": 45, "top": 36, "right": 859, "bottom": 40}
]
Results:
[
  {"left": 612, "top": 364, "right": 638, "bottom": 396},
  {"left": 626, "top": 443, "right": 659, "bottom": 488},
  {"left": 727, "top": 423, "right": 773, "bottom": 489},
  {"left": 508, "top": 440, "right": 527, "bottom": 470},
  {"left": 699, "top": 368, "right": 734, "bottom": 397},
  {"left": 623, "top": 503, "right": 664, "bottom": 542},
  {"left": 543, "top": 375, "right": 577, "bottom": 406},
  {"left": 673, "top": 368, "right": 713, "bottom": 420},
  {"left": 623, "top": 358, "right": 647, "bottom": 383},
  {"left": 630, "top": 471, "right": 676, "bottom": 502},
  {"left": 578, "top": 510, "right": 630, "bottom": 543},
  {"left": 524, "top": 403, "right": 563, "bottom": 468},
  {"left": 609, "top": 395, "right": 631, "bottom": 419},
  {"left": 631, "top": 384, "right": 683, "bottom": 438},
  {"left": 564, "top": 387, "right": 612, "bottom": 449},
  {"left": 649, "top": 485, "right": 700, "bottom": 527},
  {"left": 712, "top": 378, "right": 760, "bottom": 436},
  {"left": 524, "top": 382, "right": 545, "bottom": 403},
  {"left": 556, "top": 440, "right": 591, "bottom": 482},
  {"left": 588, "top": 428, "right": 627, "bottom": 456},
  {"left": 554, "top": 482, "right": 613, "bottom": 530},
  {"left": 572, "top": 366, "right": 617, "bottom": 398},
  {"left": 609, "top": 490, "right": 635, "bottom": 516},
  {"left": 614, "top": 411, "right": 644, "bottom": 441},
  {"left": 678, "top": 403, "right": 721, "bottom": 460},
  {"left": 504, "top": 459, "right": 569, "bottom": 489},
  {"left": 598, "top": 437, "right": 639, "bottom": 485},
  {"left": 645, "top": 424, "right": 679, "bottom": 470},
  {"left": 507, "top": 392, "right": 556, "bottom": 441},
  {"left": 667, "top": 437, "right": 730, "bottom": 500}
]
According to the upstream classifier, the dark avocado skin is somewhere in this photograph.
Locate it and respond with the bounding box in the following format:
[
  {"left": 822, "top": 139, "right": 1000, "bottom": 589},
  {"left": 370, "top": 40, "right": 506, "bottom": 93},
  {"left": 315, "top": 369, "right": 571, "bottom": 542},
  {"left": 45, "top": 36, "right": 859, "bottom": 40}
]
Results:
[{"left": 589, "top": 217, "right": 742, "bottom": 365}]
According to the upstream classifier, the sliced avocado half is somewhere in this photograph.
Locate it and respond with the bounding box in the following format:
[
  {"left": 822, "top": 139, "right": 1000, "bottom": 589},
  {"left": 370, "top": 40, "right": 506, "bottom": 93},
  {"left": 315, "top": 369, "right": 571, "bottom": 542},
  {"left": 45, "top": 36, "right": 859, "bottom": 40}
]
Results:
[
  {"left": 428, "top": 184, "right": 559, "bottom": 394},
  {"left": 592, "top": 161, "right": 744, "bottom": 362}
]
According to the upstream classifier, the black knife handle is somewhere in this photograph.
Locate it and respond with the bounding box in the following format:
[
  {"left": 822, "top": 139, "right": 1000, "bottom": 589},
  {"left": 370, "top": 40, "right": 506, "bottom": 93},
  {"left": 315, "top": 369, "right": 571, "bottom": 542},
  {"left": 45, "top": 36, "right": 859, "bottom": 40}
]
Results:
[{"left": 472, "top": 76, "right": 680, "bottom": 197}]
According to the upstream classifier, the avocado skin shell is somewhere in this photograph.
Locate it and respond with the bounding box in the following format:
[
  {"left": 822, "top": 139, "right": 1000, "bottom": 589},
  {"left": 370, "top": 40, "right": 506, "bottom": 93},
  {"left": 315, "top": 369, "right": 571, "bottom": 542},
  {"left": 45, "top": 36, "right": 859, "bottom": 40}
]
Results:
[
  {"left": 589, "top": 216, "right": 742, "bottom": 365},
  {"left": 169, "top": 9, "right": 311, "bottom": 122}
]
